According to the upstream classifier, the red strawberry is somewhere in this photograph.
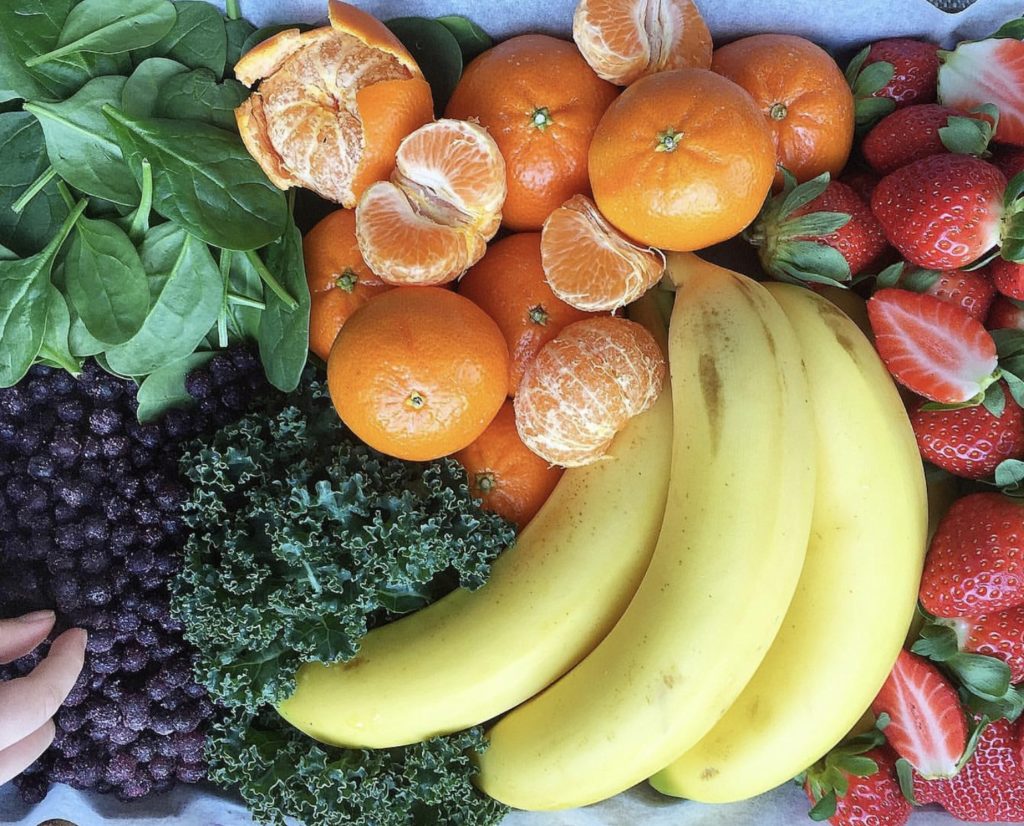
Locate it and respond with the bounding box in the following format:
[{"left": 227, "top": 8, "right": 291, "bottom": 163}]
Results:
[
  {"left": 804, "top": 746, "right": 911, "bottom": 826},
  {"left": 962, "top": 607, "right": 1024, "bottom": 683},
  {"left": 871, "top": 154, "right": 1008, "bottom": 270},
  {"left": 910, "top": 385, "right": 1024, "bottom": 480},
  {"left": 841, "top": 169, "right": 882, "bottom": 203},
  {"left": 870, "top": 649, "right": 968, "bottom": 778},
  {"left": 988, "top": 294, "right": 1024, "bottom": 330},
  {"left": 992, "top": 257, "right": 1024, "bottom": 300},
  {"left": 878, "top": 264, "right": 996, "bottom": 321},
  {"left": 994, "top": 146, "right": 1024, "bottom": 182},
  {"left": 864, "top": 38, "right": 940, "bottom": 107},
  {"left": 921, "top": 492, "right": 1024, "bottom": 618},
  {"left": 747, "top": 176, "right": 888, "bottom": 284},
  {"left": 939, "top": 36, "right": 1024, "bottom": 147},
  {"left": 862, "top": 104, "right": 994, "bottom": 175},
  {"left": 866, "top": 288, "right": 998, "bottom": 403},
  {"left": 913, "top": 718, "right": 1024, "bottom": 822}
]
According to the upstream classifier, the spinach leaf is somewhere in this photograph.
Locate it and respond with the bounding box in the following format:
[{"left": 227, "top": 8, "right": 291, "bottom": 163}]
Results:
[
  {"left": 105, "top": 223, "right": 222, "bottom": 375},
  {"left": 0, "top": 199, "right": 86, "bottom": 386},
  {"left": 25, "top": 76, "right": 140, "bottom": 206},
  {"left": 225, "top": 18, "right": 257, "bottom": 70},
  {"left": 63, "top": 216, "right": 149, "bottom": 345},
  {"left": 36, "top": 285, "right": 80, "bottom": 373},
  {"left": 0, "top": 0, "right": 128, "bottom": 101},
  {"left": 136, "top": 350, "right": 214, "bottom": 423},
  {"left": 437, "top": 16, "right": 492, "bottom": 63},
  {"left": 386, "top": 18, "right": 463, "bottom": 116},
  {"left": 258, "top": 221, "right": 309, "bottom": 392},
  {"left": 67, "top": 311, "right": 107, "bottom": 357},
  {"left": 226, "top": 250, "right": 264, "bottom": 342},
  {"left": 0, "top": 112, "right": 69, "bottom": 257},
  {"left": 0, "top": 244, "right": 17, "bottom": 262},
  {"left": 132, "top": 1, "right": 227, "bottom": 78},
  {"left": 155, "top": 69, "right": 248, "bottom": 130},
  {"left": 28, "top": 0, "right": 177, "bottom": 67},
  {"left": 103, "top": 107, "right": 288, "bottom": 251},
  {"left": 121, "top": 57, "right": 189, "bottom": 118},
  {"left": 0, "top": 33, "right": 48, "bottom": 104}
]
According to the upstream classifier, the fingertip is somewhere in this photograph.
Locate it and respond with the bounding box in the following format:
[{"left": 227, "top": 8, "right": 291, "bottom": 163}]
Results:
[
  {"left": 53, "top": 627, "right": 88, "bottom": 654},
  {"left": 39, "top": 718, "right": 56, "bottom": 747}
]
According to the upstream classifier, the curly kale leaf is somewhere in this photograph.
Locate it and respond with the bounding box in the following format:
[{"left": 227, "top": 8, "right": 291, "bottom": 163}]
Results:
[
  {"left": 171, "top": 377, "right": 516, "bottom": 712},
  {"left": 207, "top": 707, "right": 508, "bottom": 826}
]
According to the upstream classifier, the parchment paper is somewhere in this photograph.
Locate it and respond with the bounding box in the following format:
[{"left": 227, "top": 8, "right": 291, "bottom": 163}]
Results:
[{"left": 3, "top": 0, "right": 1023, "bottom": 824}]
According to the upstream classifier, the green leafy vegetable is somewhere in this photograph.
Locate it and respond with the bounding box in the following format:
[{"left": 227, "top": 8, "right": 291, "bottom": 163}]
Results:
[
  {"left": 121, "top": 57, "right": 189, "bottom": 118},
  {"left": 155, "top": 69, "right": 249, "bottom": 130},
  {"left": 36, "top": 285, "right": 80, "bottom": 373},
  {"left": 132, "top": 0, "right": 227, "bottom": 77},
  {"left": 240, "top": 24, "right": 306, "bottom": 58},
  {"left": 257, "top": 220, "right": 310, "bottom": 392},
  {"left": 102, "top": 106, "right": 288, "bottom": 251},
  {"left": 63, "top": 216, "right": 149, "bottom": 345},
  {"left": 171, "top": 375, "right": 516, "bottom": 711},
  {"left": 25, "top": 76, "right": 140, "bottom": 206},
  {"left": 437, "top": 15, "right": 492, "bottom": 62},
  {"left": 386, "top": 17, "right": 463, "bottom": 116},
  {"left": 208, "top": 707, "right": 507, "bottom": 826},
  {"left": 222, "top": 251, "right": 265, "bottom": 344},
  {"left": 225, "top": 18, "right": 257, "bottom": 68},
  {"left": 135, "top": 350, "right": 215, "bottom": 423}
]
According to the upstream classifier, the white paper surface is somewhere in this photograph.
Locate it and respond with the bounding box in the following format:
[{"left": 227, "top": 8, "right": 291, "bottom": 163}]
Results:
[{"left": 3, "top": 1, "right": 1023, "bottom": 825}]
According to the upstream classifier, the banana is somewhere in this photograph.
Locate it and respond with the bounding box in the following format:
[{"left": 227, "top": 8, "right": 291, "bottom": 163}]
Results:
[
  {"left": 275, "top": 328, "right": 673, "bottom": 748},
  {"left": 474, "top": 254, "right": 816, "bottom": 810},
  {"left": 650, "top": 282, "right": 927, "bottom": 803}
]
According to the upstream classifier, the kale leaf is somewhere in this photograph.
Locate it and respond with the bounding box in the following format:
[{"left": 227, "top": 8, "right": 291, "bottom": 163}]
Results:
[{"left": 171, "top": 375, "right": 516, "bottom": 712}]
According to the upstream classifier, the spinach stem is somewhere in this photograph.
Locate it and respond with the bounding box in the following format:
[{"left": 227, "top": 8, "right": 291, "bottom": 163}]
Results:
[
  {"left": 225, "top": 0, "right": 242, "bottom": 20},
  {"left": 218, "top": 250, "right": 233, "bottom": 349},
  {"left": 56, "top": 182, "right": 76, "bottom": 212},
  {"left": 128, "top": 159, "right": 153, "bottom": 245},
  {"left": 227, "top": 292, "right": 266, "bottom": 310},
  {"left": 12, "top": 166, "right": 58, "bottom": 215},
  {"left": 244, "top": 249, "right": 298, "bottom": 310},
  {"left": 51, "top": 200, "right": 89, "bottom": 253}
]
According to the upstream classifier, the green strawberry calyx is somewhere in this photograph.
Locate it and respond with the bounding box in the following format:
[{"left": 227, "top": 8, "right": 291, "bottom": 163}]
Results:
[
  {"left": 799, "top": 715, "right": 890, "bottom": 821},
  {"left": 845, "top": 45, "right": 898, "bottom": 131},
  {"left": 999, "top": 170, "right": 1024, "bottom": 263},
  {"left": 939, "top": 104, "right": 999, "bottom": 157}
]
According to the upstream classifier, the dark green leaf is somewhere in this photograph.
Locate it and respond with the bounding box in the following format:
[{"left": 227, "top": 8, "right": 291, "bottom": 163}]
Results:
[
  {"left": 982, "top": 380, "right": 1007, "bottom": 418},
  {"left": 103, "top": 107, "right": 288, "bottom": 251},
  {"left": 135, "top": 350, "right": 214, "bottom": 423},
  {"left": 855, "top": 96, "right": 896, "bottom": 130},
  {"left": 1005, "top": 170, "right": 1024, "bottom": 206},
  {"left": 783, "top": 212, "right": 851, "bottom": 238},
  {"left": 154, "top": 69, "right": 249, "bottom": 130},
  {"left": 808, "top": 790, "right": 837, "bottom": 821},
  {"left": 899, "top": 267, "right": 942, "bottom": 293},
  {"left": 386, "top": 18, "right": 461, "bottom": 116},
  {"left": 991, "top": 17, "right": 1024, "bottom": 40},
  {"left": 224, "top": 250, "right": 264, "bottom": 342},
  {"left": 132, "top": 0, "right": 226, "bottom": 77},
  {"left": 0, "top": 244, "right": 16, "bottom": 262},
  {"left": 961, "top": 683, "right": 1024, "bottom": 722},
  {"left": 25, "top": 76, "right": 140, "bottom": 206},
  {"left": 838, "top": 756, "right": 879, "bottom": 778},
  {"left": 104, "top": 222, "right": 222, "bottom": 375},
  {"left": 844, "top": 45, "right": 870, "bottom": 88},
  {"left": 875, "top": 262, "right": 904, "bottom": 289},
  {"left": 258, "top": 222, "right": 310, "bottom": 392},
  {"left": 911, "top": 622, "right": 961, "bottom": 661},
  {"left": 225, "top": 18, "right": 257, "bottom": 70},
  {"left": 0, "top": 112, "right": 69, "bottom": 257},
  {"left": 436, "top": 16, "right": 492, "bottom": 63},
  {"left": 779, "top": 241, "right": 852, "bottom": 283},
  {"left": 854, "top": 61, "right": 895, "bottom": 97},
  {"left": 947, "top": 652, "right": 1012, "bottom": 698},
  {"left": 63, "top": 216, "right": 149, "bottom": 345},
  {"left": 121, "top": 57, "right": 189, "bottom": 118},
  {"left": 36, "top": 285, "right": 80, "bottom": 373},
  {"left": 895, "top": 758, "right": 919, "bottom": 805},
  {"left": 67, "top": 309, "right": 106, "bottom": 357}
]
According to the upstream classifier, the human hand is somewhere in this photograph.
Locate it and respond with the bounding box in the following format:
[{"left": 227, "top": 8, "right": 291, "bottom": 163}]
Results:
[{"left": 0, "top": 611, "right": 86, "bottom": 786}]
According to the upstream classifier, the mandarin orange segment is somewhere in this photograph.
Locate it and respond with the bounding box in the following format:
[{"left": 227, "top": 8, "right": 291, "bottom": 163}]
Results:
[
  {"left": 541, "top": 194, "right": 665, "bottom": 311},
  {"left": 327, "top": 287, "right": 509, "bottom": 462},
  {"left": 514, "top": 316, "right": 665, "bottom": 467},
  {"left": 572, "top": 0, "right": 713, "bottom": 86}
]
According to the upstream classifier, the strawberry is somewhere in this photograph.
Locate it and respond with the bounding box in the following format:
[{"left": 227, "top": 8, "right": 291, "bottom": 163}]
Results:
[
  {"left": 870, "top": 649, "right": 968, "bottom": 778},
  {"left": 874, "top": 262, "right": 995, "bottom": 321},
  {"left": 913, "top": 718, "right": 1024, "bottom": 822},
  {"left": 866, "top": 288, "right": 998, "bottom": 403},
  {"left": 939, "top": 29, "right": 1024, "bottom": 147},
  {"left": 841, "top": 169, "right": 882, "bottom": 203},
  {"left": 921, "top": 492, "right": 1024, "bottom": 618},
  {"left": 962, "top": 607, "right": 1024, "bottom": 684},
  {"left": 747, "top": 174, "right": 888, "bottom": 285},
  {"left": 870, "top": 154, "right": 1013, "bottom": 271},
  {"left": 992, "top": 257, "right": 1024, "bottom": 300},
  {"left": 862, "top": 104, "right": 995, "bottom": 175},
  {"left": 846, "top": 38, "right": 940, "bottom": 131},
  {"left": 989, "top": 295, "right": 1024, "bottom": 330},
  {"left": 994, "top": 146, "right": 1024, "bottom": 182},
  {"left": 910, "top": 385, "right": 1024, "bottom": 480}
]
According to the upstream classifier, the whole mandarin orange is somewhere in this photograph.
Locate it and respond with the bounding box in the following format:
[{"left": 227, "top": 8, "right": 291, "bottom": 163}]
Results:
[{"left": 327, "top": 287, "right": 509, "bottom": 462}]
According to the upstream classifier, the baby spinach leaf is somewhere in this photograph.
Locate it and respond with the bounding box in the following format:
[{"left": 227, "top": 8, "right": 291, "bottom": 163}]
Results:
[
  {"left": 103, "top": 106, "right": 288, "bottom": 251},
  {"left": 239, "top": 24, "right": 309, "bottom": 58},
  {"left": 436, "top": 16, "right": 492, "bottom": 62},
  {"left": 28, "top": 0, "right": 177, "bottom": 68},
  {"left": 258, "top": 221, "right": 309, "bottom": 392},
  {"left": 63, "top": 216, "right": 149, "bottom": 345},
  {"left": 36, "top": 285, "right": 80, "bottom": 374},
  {"left": 225, "top": 250, "right": 264, "bottom": 343},
  {"left": 121, "top": 57, "right": 189, "bottom": 118},
  {"left": 0, "top": 244, "right": 17, "bottom": 262},
  {"left": 155, "top": 69, "right": 248, "bottom": 130},
  {"left": 104, "top": 223, "right": 222, "bottom": 375},
  {"left": 0, "top": 112, "right": 69, "bottom": 257},
  {"left": 25, "top": 76, "right": 140, "bottom": 206},
  {"left": 132, "top": 1, "right": 227, "bottom": 78},
  {"left": 386, "top": 18, "right": 462, "bottom": 116},
  {"left": 0, "top": 35, "right": 48, "bottom": 104},
  {"left": 136, "top": 350, "right": 214, "bottom": 423},
  {"left": 225, "top": 18, "right": 257, "bottom": 70},
  {"left": 0, "top": 199, "right": 86, "bottom": 386}
]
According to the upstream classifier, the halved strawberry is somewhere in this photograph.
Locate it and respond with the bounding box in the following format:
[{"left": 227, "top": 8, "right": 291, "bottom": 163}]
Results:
[
  {"left": 867, "top": 288, "right": 999, "bottom": 403},
  {"left": 874, "top": 262, "right": 995, "bottom": 321},
  {"left": 989, "top": 295, "right": 1024, "bottom": 330},
  {"left": 862, "top": 104, "right": 995, "bottom": 175},
  {"left": 870, "top": 649, "right": 969, "bottom": 779},
  {"left": 939, "top": 35, "right": 1024, "bottom": 147}
]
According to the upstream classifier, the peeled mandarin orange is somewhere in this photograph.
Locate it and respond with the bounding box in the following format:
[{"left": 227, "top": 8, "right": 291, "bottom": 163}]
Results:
[
  {"left": 355, "top": 118, "right": 507, "bottom": 286},
  {"left": 572, "top": 0, "right": 712, "bottom": 86},
  {"left": 541, "top": 194, "right": 665, "bottom": 311},
  {"left": 304, "top": 209, "right": 391, "bottom": 361},
  {"left": 588, "top": 68, "right": 775, "bottom": 251},
  {"left": 514, "top": 316, "right": 665, "bottom": 467},
  {"left": 458, "top": 232, "right": 597, "bottom": 396},
  {"left": 327, "top": 287, "right": 509, "bottom": 462},
  {"left": 234, "top": 0, "right": 433, "bottom": 207},
  {"left": 445, "top": 35, "right": 619, "bottom": 232},
  {"left": 711, "top": 34, "right": 854, "bottom": 187},
  {"left": 454, "top": 400, "right": 564, "bottom": 530}
]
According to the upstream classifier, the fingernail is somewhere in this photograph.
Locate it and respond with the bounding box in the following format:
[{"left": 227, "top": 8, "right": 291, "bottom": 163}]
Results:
[{"left": 16, "top": 610, "right": 54, "bottom": 624}]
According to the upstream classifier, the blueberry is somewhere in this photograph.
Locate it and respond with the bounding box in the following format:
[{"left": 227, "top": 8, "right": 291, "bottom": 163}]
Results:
[
  {"left": 86, "top": 629, "right": 116, "bottom": 654},
  {"left": 56, "top": 398, "right": 86, "bottom": 423},
  {"left": 125, "top": 548, "right": 154, "bottom": 575},
  {"left": 27, "top": 455, "right": 55, "bottom": 479},
  {"left": 106, "top": 498, "right": 131, "bottom": 524},
  {"left": 82, "top": 579, "right": 112, "bottom": 606},
  {"left": 0, "top": 386, "right": 28, "bottom": 416},
  {"left": 148, "top": 755, "right": 175, "bottom": 781},
  {"left": 79, "top": 545, "right": 112, "bottom": 574},
  {"left": 104, "top": 751, "right": 138, "bottom": 785},
  {"left": 54, "top": 524, "right": 86, "bottom": 552},
  {"left": 128, "top": 422, "right": 162, "bottom": 449},
  {"left": 108, "top": 725, "right": 139, "bottom": 746},
  {"left": 175, "top": 762, "right": 205, "bottom": 784},
  {"left": 118, "top": 775, "right": 152, "bottom": 801},
  {"left": 56, "top": 480, "right": 95, "bottom": 509},
  {"left": 82, "top": 516, "right": 110, "bottom": 545},
  {"left": 57, "top": 705, "right": 86, "bottom": 732},
  {"left": 184, "top": 369, "right": 213, "bottom": 400},
  {"left": 162, "top": 408, "right": 192, "bottom": 439}
]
